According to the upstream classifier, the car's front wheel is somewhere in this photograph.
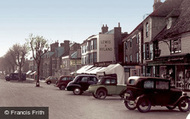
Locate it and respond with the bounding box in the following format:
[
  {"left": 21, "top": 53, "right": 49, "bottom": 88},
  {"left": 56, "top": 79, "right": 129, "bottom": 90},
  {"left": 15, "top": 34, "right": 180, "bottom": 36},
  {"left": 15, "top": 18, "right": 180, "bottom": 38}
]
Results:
[
  {"left": 178, "top": 98, "right": 190, "bottom": 112},
  {"left": 46, "top": 81, "right": 51, "bottom": 85},
  {"left": 73, "top": 87, "right": 82, "bottom": 95},
  {"left": 59, "top": 85, "right": 66, "bottom": 90},
  {"left": 137, "top": 98, "right": 151, "bottom": 113},
  {"left": 124, "top": 100, "right": 136, "bottom": 110},
  {"left": 96, "top": 89, "right": 107, "bottom": 99}
]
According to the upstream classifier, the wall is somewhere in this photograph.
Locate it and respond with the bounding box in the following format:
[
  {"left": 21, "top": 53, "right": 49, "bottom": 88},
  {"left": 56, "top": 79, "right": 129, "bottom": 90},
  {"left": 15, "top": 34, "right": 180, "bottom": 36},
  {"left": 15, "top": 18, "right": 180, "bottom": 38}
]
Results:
[{"left": 97, "top": 34, "right": 114, "bottom": 62}]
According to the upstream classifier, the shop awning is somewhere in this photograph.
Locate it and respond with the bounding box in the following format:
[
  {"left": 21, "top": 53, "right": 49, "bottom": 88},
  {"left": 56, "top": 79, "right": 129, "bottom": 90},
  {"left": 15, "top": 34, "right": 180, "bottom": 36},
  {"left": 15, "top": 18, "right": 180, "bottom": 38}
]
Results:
[
  {"left": 30, "top": 71, "right": 36, "bottom": 75},
  {"left": 26, "top": 70, "right": 32, "bottom": 75},
  {"left": 76, "top": 65, "right": 93, "bottom": 74},
  {"left": 86, "top": 67, "right": 106, "bottom": 74}
]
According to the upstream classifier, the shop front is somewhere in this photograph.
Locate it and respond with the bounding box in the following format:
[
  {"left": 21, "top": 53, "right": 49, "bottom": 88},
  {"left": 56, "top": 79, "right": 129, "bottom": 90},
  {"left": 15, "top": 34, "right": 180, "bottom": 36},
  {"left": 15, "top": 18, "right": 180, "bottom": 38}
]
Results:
[{"left": 148, "top": 53, "right": 190, "bottom": 90}]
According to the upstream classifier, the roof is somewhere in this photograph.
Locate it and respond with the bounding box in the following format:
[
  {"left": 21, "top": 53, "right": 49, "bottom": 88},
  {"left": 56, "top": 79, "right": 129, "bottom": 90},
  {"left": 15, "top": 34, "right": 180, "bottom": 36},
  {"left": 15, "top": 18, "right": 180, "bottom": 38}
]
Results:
[
  {"left": 153, "top": 0, "right": 190, "bottom": 41},
  {"left": 71, "top": 51, "right": 78, "bottom": 58},
  {"left": 43, "top": 51, "right": 54, "bottom": 58},
  {"left": 150, "top": 0, "right": 183, "bottom": 17},
  {"left": 54, "top": 47, "right": 64, "bottom": 57}
]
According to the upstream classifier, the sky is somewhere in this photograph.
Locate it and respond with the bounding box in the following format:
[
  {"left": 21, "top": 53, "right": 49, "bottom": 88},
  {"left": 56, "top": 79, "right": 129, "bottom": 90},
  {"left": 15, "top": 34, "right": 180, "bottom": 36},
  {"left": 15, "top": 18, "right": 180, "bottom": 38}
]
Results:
[{"left": 0, "top": 0, "right": 165, "bottom": 57}]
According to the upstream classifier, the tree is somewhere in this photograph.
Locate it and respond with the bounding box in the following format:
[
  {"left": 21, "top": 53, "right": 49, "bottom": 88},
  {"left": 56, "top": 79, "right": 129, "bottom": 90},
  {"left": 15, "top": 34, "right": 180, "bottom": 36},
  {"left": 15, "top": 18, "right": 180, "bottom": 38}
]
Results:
[
  {"left": 10, "top": 43, "right": 29, "bottom": 80},
  {"left": 26, "top": 34, "right": 49, "bottom": 87}
]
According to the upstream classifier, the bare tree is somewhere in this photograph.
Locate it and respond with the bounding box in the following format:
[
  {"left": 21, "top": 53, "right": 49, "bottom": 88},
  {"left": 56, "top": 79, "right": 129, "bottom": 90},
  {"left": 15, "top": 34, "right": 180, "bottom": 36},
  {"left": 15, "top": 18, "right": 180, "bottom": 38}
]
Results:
[
  {"left": 1, "top": 50, "right": 16, "bottom": 74},
  {"left": 26, "top": 34, "right": 49, "bottom": 87},
  {"left": 10, "top": 44, "right": 29, "bottom": 80}
]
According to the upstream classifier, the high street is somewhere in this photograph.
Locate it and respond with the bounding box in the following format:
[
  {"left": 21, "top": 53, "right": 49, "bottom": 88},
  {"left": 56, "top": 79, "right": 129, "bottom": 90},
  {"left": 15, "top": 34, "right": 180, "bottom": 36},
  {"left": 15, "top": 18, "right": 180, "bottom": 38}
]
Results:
[{"left": 0, "top": 78, "right": 189, "bottom": 119}]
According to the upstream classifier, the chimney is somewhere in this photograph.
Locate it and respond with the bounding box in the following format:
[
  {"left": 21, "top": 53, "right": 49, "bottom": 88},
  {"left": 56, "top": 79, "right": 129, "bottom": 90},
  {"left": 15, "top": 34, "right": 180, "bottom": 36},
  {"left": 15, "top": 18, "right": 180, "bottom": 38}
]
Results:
[
  {"left": 153, "top": 0, "right": 162, "bottom": 11},
  {"left": 63, "top": 40, "right": 70, "bottom": 55},
  {"left": 50, "top": 42, "right": 59, "bottom": 52},
  {"left": 101, "top": 24, "right": 108, "bottom": 34}
]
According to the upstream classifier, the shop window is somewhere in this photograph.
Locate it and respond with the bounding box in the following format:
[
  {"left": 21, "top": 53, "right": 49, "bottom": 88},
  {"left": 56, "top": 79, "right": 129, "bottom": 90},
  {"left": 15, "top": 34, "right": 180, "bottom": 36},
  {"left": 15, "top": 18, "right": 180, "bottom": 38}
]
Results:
[{"left": 170, "top": 38, "right": 181, "bottom": 54}]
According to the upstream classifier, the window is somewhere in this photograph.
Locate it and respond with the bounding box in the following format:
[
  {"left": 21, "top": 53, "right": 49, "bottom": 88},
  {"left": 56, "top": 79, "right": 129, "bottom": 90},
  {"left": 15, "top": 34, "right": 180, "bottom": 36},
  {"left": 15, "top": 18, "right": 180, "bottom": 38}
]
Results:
[
  {"left": 144, "top": 80, "right": 154, "bottom": 89},
  {"left": 130, "top": 55, "right": 132, "bottom": 62},
  {"left": 61, "top": 77, "right": 67, "bottom": 81},
  {"left": 170, "top": 38, "right": 181, "bottom": 54},
  {"left": 105, "top": 79, "right": 111, "bottom": 84},
  {"left": 125, "top": 56, "right": 128, "bottom": 62},
  {"left": 110, "top": 79, "right": 116, "bottom": 85},
  {"left": 89, "top": 77, "right": 97, "bottom": 82},
  {"left": 143, "top": 43, "right": 150, "bottom": 60},
  {"left": 81, "top": 77, "right": 88, "bottom": 82},
  {"left": 156, "top": 81, "right": 169, "bottom": 90},
  {"left": 129, "top": 79, "right": 135, "bottom": 85},
  {"left": 93, "top": 52, "right": 97, "bottom": 63},
  {"left": 130, "top": 39, "right": 132, "bottom": 47},
  {"left": 93, "top": 39, "right": 97, "bottom": 50},
  {"left": 125, "top": 42, "right": 128, "bottom": 49},
  {"left": 136, "top": 34, "right": 139, "bottom": 44},
  {"left": 146, "top": 22, "right": 149, "bottom": 37}
]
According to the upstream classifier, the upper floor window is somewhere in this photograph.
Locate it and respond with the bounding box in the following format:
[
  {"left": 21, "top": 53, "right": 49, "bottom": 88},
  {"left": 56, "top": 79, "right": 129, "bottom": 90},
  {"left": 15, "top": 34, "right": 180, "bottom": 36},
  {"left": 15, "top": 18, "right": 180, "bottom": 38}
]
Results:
[
  {"left": 146, "top": 22, "right": 149, "bottom": 37},
  {"left": 136, "top": 34, "right": 139, "bottom": 44},
  {"left": 125, "top": 56, "right": 128, "bottom": 62},
  {"left": 143, "top": 43, "right": 150, "bottom": 60},
  {"left": 130, "top": 38, "right": 132, "bottom": 47},
  {"left": 125, "top": 42, "right": 128, "bottom": 49},
  {"left": 170, "top": 38, "right": 181, "bottom": 54},
  {"left": 93, "top": 39, "right": 97, "bottom": 50},
  {"left": 130, "top": 55, "right": 132, "bottom": 62},
  {"left": 136, "top": 52, "right": 139, "bottom": 63}
]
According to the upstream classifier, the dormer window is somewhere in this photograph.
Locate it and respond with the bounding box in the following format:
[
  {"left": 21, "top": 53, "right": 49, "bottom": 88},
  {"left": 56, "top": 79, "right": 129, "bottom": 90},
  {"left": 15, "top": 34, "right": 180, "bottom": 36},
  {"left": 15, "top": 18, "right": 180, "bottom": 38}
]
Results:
[{"left": 167, "top": 18, "right": 172, "bottom": 29}]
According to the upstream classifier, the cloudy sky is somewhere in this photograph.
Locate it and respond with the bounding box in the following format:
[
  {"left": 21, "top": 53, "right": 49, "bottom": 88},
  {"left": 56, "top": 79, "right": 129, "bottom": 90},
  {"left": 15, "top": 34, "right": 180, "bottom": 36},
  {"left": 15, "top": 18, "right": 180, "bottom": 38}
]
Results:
[{"left": 0, "top": 0, "right": 164, "bottom": 57}]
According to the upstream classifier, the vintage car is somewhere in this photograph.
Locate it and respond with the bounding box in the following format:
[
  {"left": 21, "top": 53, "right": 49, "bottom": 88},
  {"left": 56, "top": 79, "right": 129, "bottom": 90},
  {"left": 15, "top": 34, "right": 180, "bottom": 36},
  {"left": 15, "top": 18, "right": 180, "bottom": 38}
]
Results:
[
  {"left": 66, "top": 74, "right": 98, "bottom": 95},
  {"left": 124, "top": 76, "right": 190, "bottom": 113},
  {"left": 56, "top": 75, "right": 74, "bottom": 90},
  {"left": 5, "top": 73, "right": 26, "bottom": 81},
  {"left": 87, "top": 76, "right": 126, "bottom": 99},
  {"left": 45, "top": 76, "right": 58, "bottom": 85}
]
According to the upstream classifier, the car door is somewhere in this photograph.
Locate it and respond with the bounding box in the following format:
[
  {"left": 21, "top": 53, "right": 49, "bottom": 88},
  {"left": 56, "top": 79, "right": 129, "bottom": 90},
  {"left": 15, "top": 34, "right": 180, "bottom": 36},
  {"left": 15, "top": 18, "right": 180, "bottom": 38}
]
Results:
[
  {"left": 153, "top": 80, "right": 171, "bottom": 105},
  {"left": 104, "top": 78, "right": 117, "bottom": 94},
  {"left": 79, "top": 76, "right": 89, "bottom": 91}
]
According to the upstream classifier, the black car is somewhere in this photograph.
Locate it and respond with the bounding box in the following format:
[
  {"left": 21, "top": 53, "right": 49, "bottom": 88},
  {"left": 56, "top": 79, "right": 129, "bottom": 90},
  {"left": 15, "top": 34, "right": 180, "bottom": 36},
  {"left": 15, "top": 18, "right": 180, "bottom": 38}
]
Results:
[
  {"left": 124, "top": 76, "right": 190, "bottom": 113},
  {"left": 66, "top": 74, "right": 98, "bottom": 95},
  {"left": 5, "top": 73, "right": 26, "bottom": 81}
]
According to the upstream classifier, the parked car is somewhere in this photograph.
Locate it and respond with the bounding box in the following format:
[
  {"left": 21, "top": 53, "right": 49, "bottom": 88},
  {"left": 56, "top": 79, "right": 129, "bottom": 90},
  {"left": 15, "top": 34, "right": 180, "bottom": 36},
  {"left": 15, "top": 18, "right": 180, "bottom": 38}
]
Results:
[
  {"left": 124, "top": 76, "right": 190, "bottom": 113},
  {"left": 5, "top": 73, "right": 26, "bottom": 81},
  {"left": 56, "top": 75, "right": 74, "bottom": 90},
  {"left": 66, "top": 74, "right": 98, "bottom": 95},
  {"left": 45, "top": 76, "right": 58, "bottom": 85},
  {"left": 87, "top": 75, "right": 126, "bottom": 99}
]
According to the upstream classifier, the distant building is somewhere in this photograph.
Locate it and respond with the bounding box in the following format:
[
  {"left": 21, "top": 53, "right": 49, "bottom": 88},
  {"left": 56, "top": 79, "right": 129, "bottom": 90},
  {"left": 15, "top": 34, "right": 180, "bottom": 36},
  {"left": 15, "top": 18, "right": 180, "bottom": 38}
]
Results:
[{"left": 81, "top": 23, "right": 128, "bottom": 65}]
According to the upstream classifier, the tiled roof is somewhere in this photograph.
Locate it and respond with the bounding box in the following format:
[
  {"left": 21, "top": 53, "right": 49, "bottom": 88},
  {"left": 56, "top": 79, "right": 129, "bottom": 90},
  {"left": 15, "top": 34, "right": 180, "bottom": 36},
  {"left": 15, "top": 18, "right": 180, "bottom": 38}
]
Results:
[
  {"left": 150, "top": 0, "right": 183, "bottom": 17},
  {"left": 54, "top": 47, "right": 64, "bottom": 57},
  {"left": 153, "top": 0, "right": 190, "bottom": 41}
]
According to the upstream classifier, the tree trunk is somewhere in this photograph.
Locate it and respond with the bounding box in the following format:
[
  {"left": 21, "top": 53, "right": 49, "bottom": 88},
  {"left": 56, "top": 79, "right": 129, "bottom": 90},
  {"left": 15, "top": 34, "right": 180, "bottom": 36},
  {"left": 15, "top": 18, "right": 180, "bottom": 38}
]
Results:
[{"left": 36, "top": 63, "right": 40, "bottom": 87}]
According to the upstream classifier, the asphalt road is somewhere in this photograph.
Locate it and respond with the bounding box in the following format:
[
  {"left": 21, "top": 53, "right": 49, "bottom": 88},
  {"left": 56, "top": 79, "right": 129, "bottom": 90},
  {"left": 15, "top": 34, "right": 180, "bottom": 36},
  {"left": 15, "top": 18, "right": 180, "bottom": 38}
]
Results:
[{"left": 0, "top": 78, "right": 189, "bottom": 119}]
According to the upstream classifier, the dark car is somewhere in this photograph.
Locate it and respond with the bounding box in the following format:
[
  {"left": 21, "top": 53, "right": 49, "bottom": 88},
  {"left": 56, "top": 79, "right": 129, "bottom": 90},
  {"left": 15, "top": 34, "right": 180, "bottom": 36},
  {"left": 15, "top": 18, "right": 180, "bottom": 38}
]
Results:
[
  {"left": 124, "top": 76, "right": 190, "bottom": 113},
  {"left": 66, "top": 74, "right": 98, "bottom": 95},
  {"left": 56, "top": 76, "right": 74, "bottom": 90},
  {"left": 5, "top": 73, "right": 26, "bottom": 81}
]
